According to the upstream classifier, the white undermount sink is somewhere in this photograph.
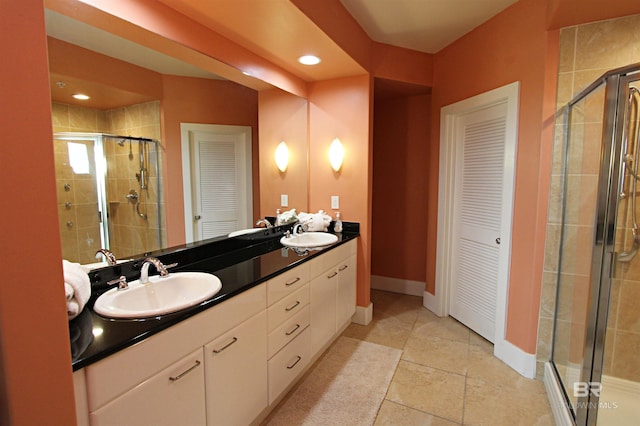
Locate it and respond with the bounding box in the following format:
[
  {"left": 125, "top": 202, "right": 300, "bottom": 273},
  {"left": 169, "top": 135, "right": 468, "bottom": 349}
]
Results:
[
  {"left": 94, "top": 272, "right": 222, "bottom": 319},
  {"left": 280, "top": 232, "right": 338, "bottom": 249}
]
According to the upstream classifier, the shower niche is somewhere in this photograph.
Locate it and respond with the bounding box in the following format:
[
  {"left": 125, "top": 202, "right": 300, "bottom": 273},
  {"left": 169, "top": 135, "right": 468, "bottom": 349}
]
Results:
[{"left": 53, "top": 132, "right": 163, "bottom": 265}]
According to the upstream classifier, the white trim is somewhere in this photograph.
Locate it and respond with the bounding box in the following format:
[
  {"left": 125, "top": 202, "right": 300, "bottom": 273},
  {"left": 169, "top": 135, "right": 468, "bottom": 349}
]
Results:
[
  {"left": 544, "top": 362, "right": 573, "bottom": 426},
  {"left": 371, "top": 275, "right": 424, "bottom": 297},
  {"left": 423, "top": 290, "right": 444, "bottom": 317},
  {"left": 181, "top": 123, "right": 252, "bottom": 243},
  {"left": 435, "top": 82, "right": 520, "bottom": 361},
  {"left": 494, "top": 338, "right": 536, "bottom": 379},
  {"left": 352, "top": 302, "right": 373, "bottom": 325}
]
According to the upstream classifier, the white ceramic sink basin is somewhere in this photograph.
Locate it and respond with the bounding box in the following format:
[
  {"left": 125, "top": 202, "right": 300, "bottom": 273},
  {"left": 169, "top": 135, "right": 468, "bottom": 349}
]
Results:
[
  {"left": 94, "top": 272, "right": 222, "bottom": 319},
  {"left": 280, "top": 232, "right": 338, "bottom": 249}
]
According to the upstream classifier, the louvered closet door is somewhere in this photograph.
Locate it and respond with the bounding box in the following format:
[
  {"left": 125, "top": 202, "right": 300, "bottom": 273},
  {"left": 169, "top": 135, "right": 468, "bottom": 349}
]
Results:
[
  {"left": 190, "top": 130, "right": 248, "bottom": 240},
  {"left": 450, "top": 102, "right": 508, "bottom": 343}
]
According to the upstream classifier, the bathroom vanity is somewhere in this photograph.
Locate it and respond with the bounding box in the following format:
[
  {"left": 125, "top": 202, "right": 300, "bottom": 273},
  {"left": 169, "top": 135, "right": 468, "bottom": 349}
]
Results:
[{"left": 70, "top": 226, "right": 358, "bottom": 426}]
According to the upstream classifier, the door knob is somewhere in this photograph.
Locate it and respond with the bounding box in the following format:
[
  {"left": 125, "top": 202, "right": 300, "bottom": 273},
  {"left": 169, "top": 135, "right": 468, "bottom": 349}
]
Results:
[
  {"left": 194, "top": 215, "right": 201, "bottom": 220},
  {"left": 496, "top": 237, "right": 501, "bottom": 245}
]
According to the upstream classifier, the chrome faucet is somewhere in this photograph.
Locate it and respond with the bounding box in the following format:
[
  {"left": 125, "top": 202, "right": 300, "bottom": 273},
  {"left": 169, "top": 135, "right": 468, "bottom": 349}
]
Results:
[
  {"left": 292, "top": 223, "right": 307, "bottom": 235},
  {"left": 256, "top": 219, "right": 273, "bottom": 228},
  {"left": 139, "top": 257, "right": 169, "bottom": 284},
  {"left": 95, "top": 248, "right": 117, "bottom": 266}
]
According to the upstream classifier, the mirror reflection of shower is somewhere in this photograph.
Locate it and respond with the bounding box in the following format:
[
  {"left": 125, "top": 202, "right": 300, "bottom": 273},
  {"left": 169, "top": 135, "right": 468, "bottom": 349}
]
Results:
[
  {"left": 53, "top": 132, "right": 163, "bottom": 264},
  {"left": 119, "top": 136, "right": 151, "bottom": 220}
]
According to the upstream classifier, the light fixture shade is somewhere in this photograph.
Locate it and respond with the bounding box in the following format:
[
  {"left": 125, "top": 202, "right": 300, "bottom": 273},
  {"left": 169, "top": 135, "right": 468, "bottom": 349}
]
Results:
[
  {"left": 329, "top": 138, "right": 344, "bottom": 172},
  {"left": 275, "top": 141, "right": 289, "bottom": 172}
]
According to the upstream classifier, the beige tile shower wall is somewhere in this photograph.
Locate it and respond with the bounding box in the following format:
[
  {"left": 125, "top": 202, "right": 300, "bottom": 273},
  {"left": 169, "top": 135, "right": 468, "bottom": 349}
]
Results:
[
  {"left": 52, "top": 102, "right": 109, "bottom": 264},
  {"left": 537, "top": 14, "right": 640, "bottom": 381},
  {"left": 105, "top": 101, "right": 164, "bottom": 258}
]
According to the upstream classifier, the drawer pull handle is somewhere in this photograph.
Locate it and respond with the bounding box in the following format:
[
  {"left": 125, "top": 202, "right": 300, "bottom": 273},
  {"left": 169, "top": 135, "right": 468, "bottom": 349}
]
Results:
[
  {"left": 338, "top": 265, "right": 348, "bottom": 271},
  {"left": 285, "top": 324, "right": 301, "bottom": 336},
  {"left": 212, "top": 337, "right": 238, "bottom": 353},
  {"left": 286, "top": 355, "right": 302, "bottom": 369},
  {"left": 169, "top": 360, "right": 200, "bottom": 381},
  {"left": 327, "top": 271, "right": 338, "bottom": 278},
  {"left": 285, "top": 277, "right": 301, "bottom": 286},
  {"left": 285, "top": 301, "right": 301, "bottom": 312}
]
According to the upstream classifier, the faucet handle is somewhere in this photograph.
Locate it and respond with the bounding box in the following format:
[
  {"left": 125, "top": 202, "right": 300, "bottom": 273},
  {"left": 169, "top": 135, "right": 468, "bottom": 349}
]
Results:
[
  {"left": 164, "top": 262, "right": 178, "bottom": 270},
  {"left": 107, "top": 275, "right": 129, "bottom": 290}
]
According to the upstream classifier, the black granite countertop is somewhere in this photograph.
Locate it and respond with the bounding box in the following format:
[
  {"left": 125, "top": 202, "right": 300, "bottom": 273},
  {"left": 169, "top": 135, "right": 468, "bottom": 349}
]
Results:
[{"left": 70, "top": 226, "right": 359, "bottom": 371}]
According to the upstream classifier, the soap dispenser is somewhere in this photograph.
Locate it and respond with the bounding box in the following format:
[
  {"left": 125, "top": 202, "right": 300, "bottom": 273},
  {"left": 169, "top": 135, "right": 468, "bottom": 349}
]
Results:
[
  {"left": 275, "top": 208, "right": 281, "bottom": 226},
  {"left": 334, "top": 212, "right": 343, "bottom": 233}
]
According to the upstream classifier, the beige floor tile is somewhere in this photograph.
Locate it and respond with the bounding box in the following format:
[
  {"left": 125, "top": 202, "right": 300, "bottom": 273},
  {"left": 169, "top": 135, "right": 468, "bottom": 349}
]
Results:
[
  {"left": 402, "top": 334, "right": 470, "bottom": 375},
  {"left": 467, "top": 344, "right": 525, "bottom": 384},
  {"left": 464, "top": 376, "right": 553, "bottom": 426},
  {"left": 342, "top": 312, "right": 415, "bottom": 349},
  {"left": 386, "top": 360, "right": 466, "bottom": 423},
  {"left": 371, "top": 290, "right": 424, "bottom": 324},
  {"left": 374, "top": 400, "right": 460, "bottom": 426},
  {"left": 412, "top": 311, "right": 471, "bottom": 344},
  {"left": 468, "top": 330, "right": 493, "bottom": 352}
]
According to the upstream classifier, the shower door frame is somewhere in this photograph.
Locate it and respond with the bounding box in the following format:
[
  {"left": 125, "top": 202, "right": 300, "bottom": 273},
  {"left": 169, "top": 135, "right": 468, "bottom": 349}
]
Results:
[{"left": 552, "top": 65, "right": 640, "bottom": 425}]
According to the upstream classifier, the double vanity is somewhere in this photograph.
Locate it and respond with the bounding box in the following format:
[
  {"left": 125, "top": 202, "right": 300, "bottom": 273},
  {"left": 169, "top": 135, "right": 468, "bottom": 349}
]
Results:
[{"left": 71, "top": 223, "right": 359, "bottom": 426}]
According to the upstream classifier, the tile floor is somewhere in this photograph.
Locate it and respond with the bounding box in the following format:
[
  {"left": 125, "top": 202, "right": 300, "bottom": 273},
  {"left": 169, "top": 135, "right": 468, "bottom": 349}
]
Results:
[{"left": 341, "top": 289, "right": 554, "bottom": 425}]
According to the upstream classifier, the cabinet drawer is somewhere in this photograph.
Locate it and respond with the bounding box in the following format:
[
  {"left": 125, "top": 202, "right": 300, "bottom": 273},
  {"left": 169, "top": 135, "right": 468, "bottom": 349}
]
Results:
[
  {"left": 268, "top": 329, "right": 311, "bottom": 405},
  {"left": 267, "top": 283, "right": 309, "bottom": 332},
  {"left": 268, "top": 305, "right": 310, "bottom": 359},
  {"left": 267, "top": 262, "right": 310, "bottom": 306},
  {"left": 90, "top": 348, "right": 206, "bottom": 426},
  {"left": 309, "top": 239, "right": 357, "bottom": 279}
]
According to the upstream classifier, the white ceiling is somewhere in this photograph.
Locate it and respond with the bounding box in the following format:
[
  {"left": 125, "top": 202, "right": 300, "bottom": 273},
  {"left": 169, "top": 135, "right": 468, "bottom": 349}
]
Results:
[{"left": 340, "top": 0, "right": 519, "bottom": 53}]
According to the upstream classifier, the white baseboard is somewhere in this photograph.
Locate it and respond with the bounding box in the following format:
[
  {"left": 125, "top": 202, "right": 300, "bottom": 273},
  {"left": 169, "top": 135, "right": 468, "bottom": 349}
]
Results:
[
  {"left": 544, "top": 362, "right": 573, "bottom": 426},
  {"left": 352, "top": 302, "right": 373, "bottom": 326},
  {"left": 422, "top": 290, "right": 444, "bottom": 316},
  {"left": 371, "top": 275, "right": 424, "bottom": 297},
  {"left": 494, "top": 338, "right": 537, "bottom": 379}
]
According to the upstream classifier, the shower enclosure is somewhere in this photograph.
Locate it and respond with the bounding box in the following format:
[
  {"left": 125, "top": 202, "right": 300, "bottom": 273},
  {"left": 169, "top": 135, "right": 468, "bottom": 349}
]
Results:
[
  {"left": 53, "top": 132, "right": 163, "bottom": 264},
  {"left": 549, "top": 64, "right": 640, "bottom": 425}
]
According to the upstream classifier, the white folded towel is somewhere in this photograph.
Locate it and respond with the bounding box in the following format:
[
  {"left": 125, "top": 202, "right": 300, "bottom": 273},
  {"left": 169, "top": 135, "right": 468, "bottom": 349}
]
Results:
[
  {"left": 63, "top": 260, "right": 91, "bottom": 320},
  {"left": 298, "top": 210, "right": 332, "bottom": 232}
]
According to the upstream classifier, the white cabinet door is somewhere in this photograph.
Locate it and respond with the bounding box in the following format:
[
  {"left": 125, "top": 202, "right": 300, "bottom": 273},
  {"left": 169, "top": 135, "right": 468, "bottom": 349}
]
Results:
[
  {"left": 204, "top": 311, "right": 268, "bottom": 426},
  {"left": 336, "top": 254, "right": 357, "bottom": 330},
  {"left": 90, "top": 348, "right": 206, "bottom": 426},
  {"left": 310, "top": 268, "right": 338, "bottom": 355}
]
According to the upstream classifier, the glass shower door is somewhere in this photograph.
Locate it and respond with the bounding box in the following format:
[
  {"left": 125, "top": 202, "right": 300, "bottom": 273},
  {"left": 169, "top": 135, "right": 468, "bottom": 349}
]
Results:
[
  {"left": 53, "top": 135, "right": 106, "bottom": 264},
  {"left": 551, "top": 79, "right": 608, "bottom": 420},
  {"left": 596, "top": 76, "right": 640, "bottom": 426}
]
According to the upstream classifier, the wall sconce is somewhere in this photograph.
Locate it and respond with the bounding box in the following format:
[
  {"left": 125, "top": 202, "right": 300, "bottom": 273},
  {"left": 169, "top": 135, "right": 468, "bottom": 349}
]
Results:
[
  {"left": 275, "top": 141, "right": 289, "bottom": 172},
  {"left": 329, "top": 138, "right": 344, "bottom": 172}
]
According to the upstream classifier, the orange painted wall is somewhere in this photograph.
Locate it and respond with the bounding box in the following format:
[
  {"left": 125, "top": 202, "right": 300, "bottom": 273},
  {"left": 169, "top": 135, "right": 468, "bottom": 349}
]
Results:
[
  {"left": 161, "top": 75, "right": 259, "bottom": 246},
  {"left": 308, "top": 75, "right": 373, "bottom": 306},
  {"left": 372, "top": 94, "right": 430, "bottom": 282},
  {"left": 429, "top": 0, "right": 550, "bottom": 353},
  {"left": 259, "top": 89, "right": 309, "bottom": 217},
  {"left": 0, "top": 0, "right": 76, "bottom": 424}
]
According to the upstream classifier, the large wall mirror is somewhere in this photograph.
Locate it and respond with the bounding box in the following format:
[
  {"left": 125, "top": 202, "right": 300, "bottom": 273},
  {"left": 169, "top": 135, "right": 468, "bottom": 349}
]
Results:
[{"left": 45, "top": 8, "right": 309, "bottom": 265}]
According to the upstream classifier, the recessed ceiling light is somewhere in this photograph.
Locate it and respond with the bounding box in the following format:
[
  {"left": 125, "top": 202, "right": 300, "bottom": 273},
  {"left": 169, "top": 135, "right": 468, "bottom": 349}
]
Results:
[
  {"left": 298, "top": 55, "right": 321, "bottom": 65},
  {"left": 72, "top": 93, "right": 90, "bottom": 100}
]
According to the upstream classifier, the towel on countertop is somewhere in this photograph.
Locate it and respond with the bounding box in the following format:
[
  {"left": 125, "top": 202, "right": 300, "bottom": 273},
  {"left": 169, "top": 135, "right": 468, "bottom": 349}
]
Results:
[
  {"left": 298, "top": 210, "right": 332, "bottom": 232},
  {"left": 63, "top": 260, "right": 91, "bottom": 321}
]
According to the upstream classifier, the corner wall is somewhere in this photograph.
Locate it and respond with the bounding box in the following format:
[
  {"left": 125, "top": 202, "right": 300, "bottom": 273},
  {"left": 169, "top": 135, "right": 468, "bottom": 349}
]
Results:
[
  {"left": 0, "top": 0, "right": 76, "bottom": 423},
  {"left": 308, "top": 75, "right": 373, "bottom": 307}
]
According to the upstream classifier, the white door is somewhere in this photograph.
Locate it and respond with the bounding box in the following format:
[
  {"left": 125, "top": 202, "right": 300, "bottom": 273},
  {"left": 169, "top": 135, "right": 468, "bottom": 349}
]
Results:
[
  {"left": 436, "top": 82, "right": 519, "bottom": 347},
  {"left": 182, "top": 124, "right": 252, "bottom": 242},
  {"left": 450, "top": 104, "right": 508, "bottom": 342}
]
